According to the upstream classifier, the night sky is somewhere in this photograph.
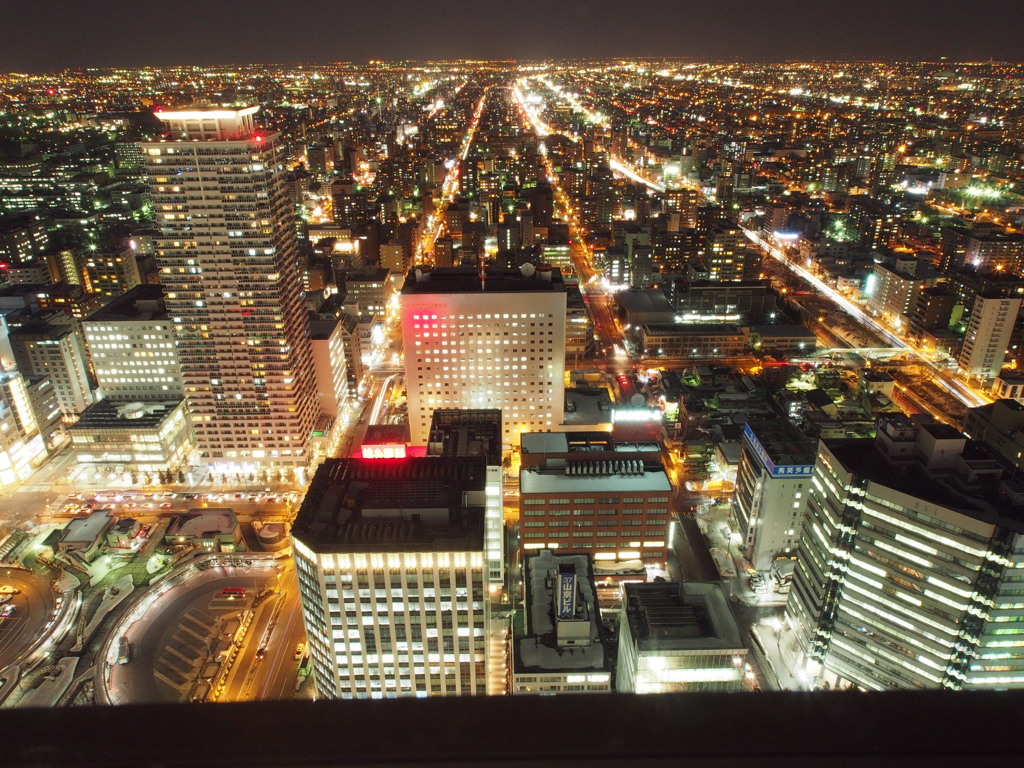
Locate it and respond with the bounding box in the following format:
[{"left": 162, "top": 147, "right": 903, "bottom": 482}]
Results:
[{"left": 1, "top": 0, "right": 1022, "bottom": 71}]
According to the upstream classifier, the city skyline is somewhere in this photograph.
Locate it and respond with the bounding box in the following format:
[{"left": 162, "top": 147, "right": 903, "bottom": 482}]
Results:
[
  {"left": 2, "top": 48, "right": 1024, "bottom": 718},
  {"left": 1, "top": 1, "right": 1023, "bottom": 72}
]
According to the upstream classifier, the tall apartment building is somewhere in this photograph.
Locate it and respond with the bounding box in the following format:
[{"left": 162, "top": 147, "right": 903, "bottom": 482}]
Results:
[
  {"left": 9, "top": 321, "right": 94, "bottom": 418},
  {"left": 0, "top": 370, "right": 56, "bottom": 486},
  {"left": 400, "top": 265, "right": 567, "bottom": 447},
  {"left": 664, "top": 187, "right": 699, "bottom": 229},
  {"left": 787, "top": 416, "right": 1024, "bottom": 691},
  {"left": 291, "top": 456, "right": 492, "bottom": 699},
  {"left": 82, "top": 247, "right": 142, "bottom": 300},
  {"left": 140, "top": 107, "right": 318, "bottom": 470},
  {"left": 518, "top": 431, "right": 672, "bottom": 567},
  {"left": 865, "top": 257, "right": 930, "bottom": 329},
  {"left": 82, "top": 284, "right": 183, "bottom": 402},
  {"left": 958, "top": 293, "right": 1022, "bottom": 383},
  {"left": 732, "top": 422, "right": 816, "bottom": 572},
  {"left": 702, "top": 224, "right": 757, "bottom": 282},
  {"left": 307, "top": 318, "right": 350, "bottom": 420}
]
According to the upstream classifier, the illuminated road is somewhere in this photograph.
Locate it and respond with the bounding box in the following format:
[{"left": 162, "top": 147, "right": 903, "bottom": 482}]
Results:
[
  {"left": 419, "top": 89, "right": 489, "bottom": 258},
  {"left": 743, "top": 228, "right": 991, "bottom": 410}
]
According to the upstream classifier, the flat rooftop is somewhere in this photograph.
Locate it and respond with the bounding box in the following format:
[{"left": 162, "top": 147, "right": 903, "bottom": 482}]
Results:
[
  {"left": 291, "top": 457, "right": 487, "bottom": 554},
  {"left": 825, "top": 438, "right": 1024, "bottom": 531},
  {"left": 71, "top": 400, "right": 184, "bottom": 431},
  {"left": 402, "top": 265, "right": 566, "bottom": 294},
  {"left": 84, "top": 284, "right": 167, "bottom": 323},
  {"left": 427, "top": 409, "right": 502, "bottom": 464},
  {"left": 623, "top": 582, "right": 744, "bottom": 652},
  {"left": 743, "top": 421, "right": 816, "bottom": 467},
  {"left": 521, "top": 466, "right": 671, "bottom": 494},
  {"left": 515, "top": 550, "right": 609, "bottom": 674}
]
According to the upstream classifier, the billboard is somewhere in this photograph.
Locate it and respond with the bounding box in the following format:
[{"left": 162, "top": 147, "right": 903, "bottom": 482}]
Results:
[{"left": 557, "top": 572, "right": 577, "bottom": 620}]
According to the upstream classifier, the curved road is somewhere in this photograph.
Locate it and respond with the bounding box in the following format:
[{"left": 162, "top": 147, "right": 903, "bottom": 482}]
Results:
[{"left": 0, "top": 568, "right": 57, "bottom": 671}]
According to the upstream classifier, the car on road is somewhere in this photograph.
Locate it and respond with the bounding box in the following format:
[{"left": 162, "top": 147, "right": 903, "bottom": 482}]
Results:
[
  {"left": 0, "top": 585, "right": 19, "bottom": 595},
  {"left": 294, "top": 643, "right": 305, "bottom": 660},
  {"left": 0, "top": 594, "right": 11, "bottom": 605},
  {"left": 0, "top": 604, "right": 15, "bottom": 618},
  {"left": 255, "top": 648, "right": 267, "bottom": 661}
]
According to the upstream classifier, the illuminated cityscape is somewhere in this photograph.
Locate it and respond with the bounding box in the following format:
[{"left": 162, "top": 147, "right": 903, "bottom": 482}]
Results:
[{"left": 1, "top": 22, "right": 1024, "bottom": 760}]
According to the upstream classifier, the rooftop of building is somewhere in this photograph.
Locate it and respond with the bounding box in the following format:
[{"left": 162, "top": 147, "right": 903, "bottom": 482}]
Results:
[
  {"left": 743, "top": 420, "right": 817, "bottom": 466},
  {"left": 166, "top": 509, "right": 237, "bottom": 539},
  {"left": 520, "top": 460, "right": 671, "bottom": 494},
  {"left": 291, "top": 457, "right": 487, "bottom": 554},
  {"left": 861, "top": 370, "right": 895, "bottom": 383},
  {"left": 427, "top": 409, "right": 502, "bottom": 465},
  {"left": 84, "top": 284, "right": 166, "bottom": 323},
  {"left": 748, "top": 324, "right": 817, "bottom": 338},
  {"left": 60, "top": 508, "right": 115, "bottom": 545},
  {"left": 71, "top": 399, "right": 184, "bottom": 431},
  {"left": 514, "top": 550, "right": 609, "bottom": 675},
  {"left": 307, "top": 317, "right": 339, "bottom": 339},
  {"left": 401, "top": 264, "right": 566, "bottom": 295},
  {"left": 622, "top": 582, "right": 744, "bottom": 652},
  {"left": 824, "top": 433, "right": 1024, "bottom": 532},
  {"left": 641, "top": 323, "right": 744, "bottom": 335},
  {"left": 563, "top": 387, "right": 614, "bottom": 426},
  {"left": 340, "top": 267, "right": 390, "bottom": 283}
]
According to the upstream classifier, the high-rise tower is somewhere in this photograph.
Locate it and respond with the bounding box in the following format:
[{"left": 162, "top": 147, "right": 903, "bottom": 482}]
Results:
[{"left": 140, "top": 107, "right": 318, "bottom": 472}]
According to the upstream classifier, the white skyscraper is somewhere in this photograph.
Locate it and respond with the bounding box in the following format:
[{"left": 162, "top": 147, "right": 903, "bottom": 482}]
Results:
[
  {"left": 400, "top": 264, "right": 567, "bottom": 447},
  {"left": 139, "top": 107, "right": 318, "bottom": 471},
  {"left": 292, "top": 456, "right": 492, "bottom": 699},
  {"left": 958, "top": 293, "right": 1022, "bottom": 383}
]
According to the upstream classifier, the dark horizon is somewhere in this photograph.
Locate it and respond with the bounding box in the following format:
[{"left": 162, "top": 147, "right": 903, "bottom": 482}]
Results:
[{"left": 1, "top": 0, "right": 1022, "bottom": 73}]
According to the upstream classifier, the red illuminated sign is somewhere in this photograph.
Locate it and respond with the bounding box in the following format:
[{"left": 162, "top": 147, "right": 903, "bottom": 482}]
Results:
[{"left": 361, "top": 444, "right": 407, "bottom": 459}]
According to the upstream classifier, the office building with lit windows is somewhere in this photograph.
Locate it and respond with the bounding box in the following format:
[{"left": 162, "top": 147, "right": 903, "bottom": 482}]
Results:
[
  {"left": 732, "top": 421, "right": 816, "bottom": 572},
  {"left": 69, "top": 399, "right": 194, "bottom": 473},
  {"left": 139, "top": 106, "right": 318, "bottom": 471},
  {"left": 9, "top": 321, "right": 94, "bottom": 418},
  {"left": 82, "top": 284, "right": 183, "bottom": 402},
  {"left": 787, "top": 415, "right": 1024, "bottom": 691},
  {"left": 400, "top": 264, "right": 567, "bottom": 447},
  {"left": 426, "top": 409, "right": 503, "bottom": 590},
  {"left": 292, "top": 456, "right": 492, "bottom": 699},
  {"left": 518, "top": 431, "right": 672, "bottom": 567}
]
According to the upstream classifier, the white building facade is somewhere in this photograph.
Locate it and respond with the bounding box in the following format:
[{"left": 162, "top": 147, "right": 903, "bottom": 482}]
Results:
[
  {"left": 292, "top": 457, "right": 494, "bottom": 699},
  {"left": 139, "top": 107, "right": 318, "bottom": 470},
  {"left": 958, "top": 294, "right": 1022, "bottom": 383},
  {"left": 400, "top": 266, "right": 567, "bottom": 447},
  {"left": 787, "top": 419, "right": 1024, "bottom": 691}
]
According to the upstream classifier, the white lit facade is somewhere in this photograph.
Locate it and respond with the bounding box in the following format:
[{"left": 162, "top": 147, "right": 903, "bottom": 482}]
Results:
[
  {"left": 400, "top": 268, "right": 567, "bottom": 447},
  {"left": 139, "top": 107, "right": 318, "bottom": 469},
  {"left": 294, "top": 542, "right": 489, "bottom": 699},
  {"left": 787, "top": 429, "right": 1024, "bottom": 691},
  {"left": 958, "top": 294, "right": 1022, "bottom": 383},
  {"left": 83, "top": 299, "right": 183, "bottom": 402},
  {"left": 292, "top": 456, "right": 494, "bottom": 699},
  {"left": 309, "top": 318, "right": 350, "bottom": 420},
  {"left": 732, "top": 422, "right": 815, "bottom": 572}
]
